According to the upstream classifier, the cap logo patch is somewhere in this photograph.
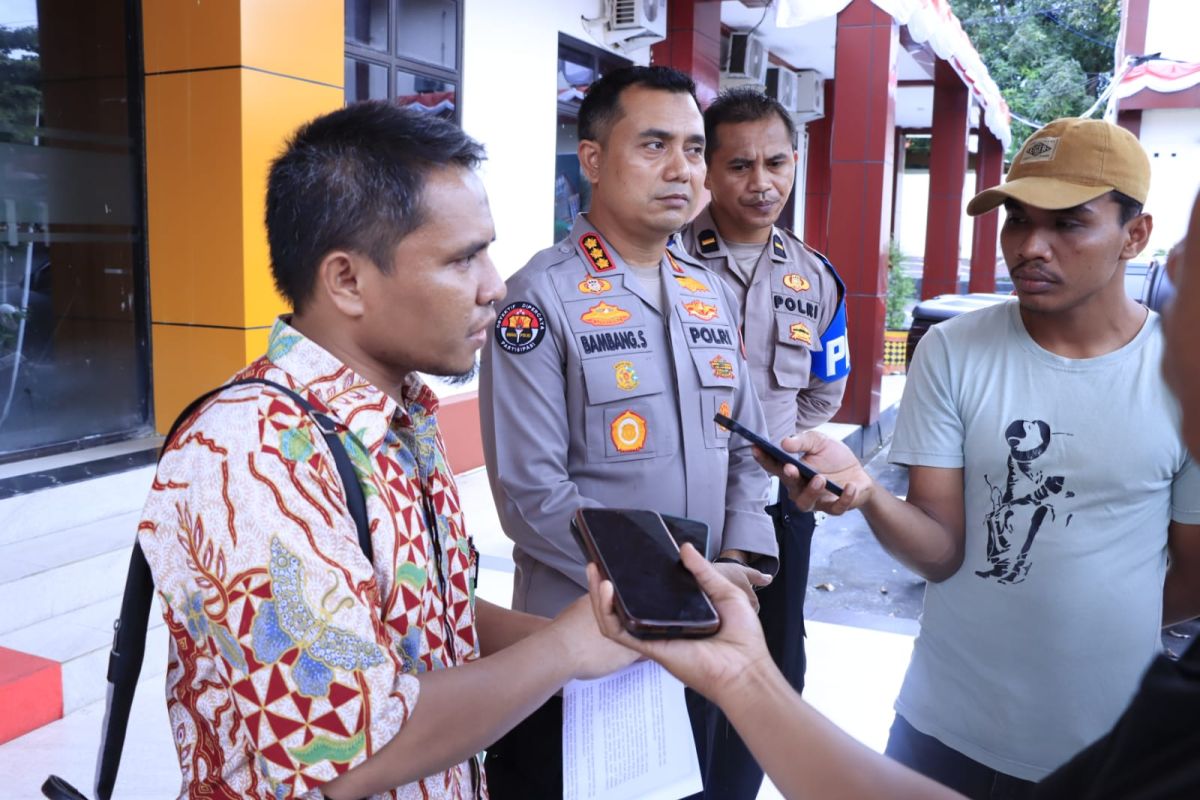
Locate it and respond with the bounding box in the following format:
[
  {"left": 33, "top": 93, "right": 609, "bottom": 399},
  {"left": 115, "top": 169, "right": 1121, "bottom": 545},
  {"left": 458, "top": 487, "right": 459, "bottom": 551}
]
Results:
[
  {"left": 789, "top": 321, "right": 813, "bottom": 344},
  {"left": 580, "top": 301, "right": 631, "bottom": 327},
  {"left": 682, "top": 300, "right": 719, "bottom": 321},
  {"left": 614, "top": 360, "right": 640, "bottom": 391},
  {"left": 697, "top": 230, "right": 720, "bottom": 254},
  {"left": 675, "top": 275, "right": 711, "bottom": 293},
  {"left": 611, "top": 410, "right": 648, "bottom": 453},
  {"left": 782, "top": 274, "right": 810, "bottom": 292},
  {"left": 1021, "top": 137, "right": 1059, "bottom": 164},
  {"left": 580, "top": 233, "right": 615, "bottom": 272},
  {"left": 709, "top": 355, "right": 735, "bottom": 380},
  {"left": 578, "top": 276, "right": 612, "bottom": 295},
  {"left": 495, "top": 302, "right": 547, "bottom": 354}
]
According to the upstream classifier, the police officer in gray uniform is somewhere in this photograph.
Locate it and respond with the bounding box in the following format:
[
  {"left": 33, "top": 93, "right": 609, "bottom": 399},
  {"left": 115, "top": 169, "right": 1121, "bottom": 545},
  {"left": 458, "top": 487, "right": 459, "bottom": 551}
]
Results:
[
  {"left": 678, "top": 88, "right": 850, "bottom": 800},
  {"left": 479, "top": 67, "right": 777, "bottom": 800}
]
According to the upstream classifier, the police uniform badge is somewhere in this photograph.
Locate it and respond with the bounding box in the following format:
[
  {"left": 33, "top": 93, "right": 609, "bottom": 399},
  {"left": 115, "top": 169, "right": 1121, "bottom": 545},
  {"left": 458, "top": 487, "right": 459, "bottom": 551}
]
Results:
[
  {"left": 610, "top": 410, "right": 647, "bottom": 453},
  {"left": 614, "top": 360, "right": 640, "bottom": 391},
  {"left": 709, "top": 355, "right": 735, "bottom": 380},
  {"left": 578, "top": 276, "right": 612, "bottom": 295},
  {"left": 772, "top": 232, "right": 787, "bottom": 259},
  {"left": 697, "top": 230, "right": 719, "bottom": 255},
  {"left": 580, "top": 232, "right": 615, "bottom": 272},
  {"left": 495, "top": 301, "right": 547, "bottom": 354},
  {"left": 675, "top": 275, "right": 711, "bottom": 293},
  {"left": 789, "top": 321, "right": 813, "bottom": 345},
  {"left": 580, "top": 301, "right": 631, "bottom": 327},
  {"left": 682, "top": 300, "right": 719, "bottom": 321},
  {"left": 782, "top": 273, "right": 810, "bottom": 292}
]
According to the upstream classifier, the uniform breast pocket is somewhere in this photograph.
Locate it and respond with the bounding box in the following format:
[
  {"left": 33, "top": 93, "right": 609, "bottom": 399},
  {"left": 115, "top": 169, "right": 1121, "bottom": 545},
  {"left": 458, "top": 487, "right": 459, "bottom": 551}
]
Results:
[
  {"left": 772, "top": 315, "right": 816, "bottom": 389},
  {"left": 687, "top": 348, "right": 736, "bottom": 449},
  {"left": 582, "top": 355, "right": 668, "bottom": 462}
]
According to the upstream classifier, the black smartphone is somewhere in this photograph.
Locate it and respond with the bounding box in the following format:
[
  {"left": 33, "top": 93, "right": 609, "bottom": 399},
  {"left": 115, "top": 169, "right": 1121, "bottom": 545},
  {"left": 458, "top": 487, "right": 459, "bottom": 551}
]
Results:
[
  {"left": 572, "top": 507, "right": 720, "bottom": 639},
  {"left": 714, "top": 412, "right": 845, "bottom": 497}
]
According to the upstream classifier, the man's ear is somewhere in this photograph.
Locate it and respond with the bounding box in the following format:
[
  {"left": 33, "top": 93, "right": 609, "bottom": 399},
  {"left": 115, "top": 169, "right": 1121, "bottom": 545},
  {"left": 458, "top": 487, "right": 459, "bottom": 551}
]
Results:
[
  {"left": 579, "top": 138, "right": 603, "bottom": 184},
  {"left": 317, "top": 250, "right": 369, "bottom": 318},
  {"left": 1121, "top": 212, "right": 1154, "bottom": 261}
]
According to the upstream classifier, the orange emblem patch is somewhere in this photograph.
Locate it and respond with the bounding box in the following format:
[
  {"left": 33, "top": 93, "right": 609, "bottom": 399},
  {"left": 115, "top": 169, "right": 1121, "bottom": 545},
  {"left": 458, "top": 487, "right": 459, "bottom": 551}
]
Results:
[
  {"left": 789, "top": 321, "right": 813, "bottom": 344},
  {"left": 578, "top": 276, "right": 612, "bottom": 295},
  {"left": 580, "top": 233, "right": 615, "bottom": 272},
  {"left": 783, "top": 273, "right": 811, "bottom": 292},
  {"left": 614, "top": 360, "right": 640, "bottom": 391},
  {"left": 674, "top": 275, "right": 711, "bottom": 293},
  {"left": 666, "top": 251, "right": 686, "bottom": 275},
  {"left": 716, "top": 401, "right": 732, "bottom": 433},
  {"left": 709, "top": 355, "right": 735, "bottom": 380},
  {"left": 611, "top": 410, "right": 648, "bottom": 453},
  {"left": 581, "top": 301, "right": 632, "bottom": 327},
  {"left": 682, "top": 300, "right": 719, "bottom": 321}
]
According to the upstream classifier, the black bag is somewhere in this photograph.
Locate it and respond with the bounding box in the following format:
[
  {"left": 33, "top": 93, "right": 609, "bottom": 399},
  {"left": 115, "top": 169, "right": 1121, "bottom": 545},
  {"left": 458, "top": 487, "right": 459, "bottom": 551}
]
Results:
[
  {"left": 1034, "top": 637, "right": 1200, "bottom": 799},
  {"left": 43, "top": 379, "right": 373, "bottom": 800}
]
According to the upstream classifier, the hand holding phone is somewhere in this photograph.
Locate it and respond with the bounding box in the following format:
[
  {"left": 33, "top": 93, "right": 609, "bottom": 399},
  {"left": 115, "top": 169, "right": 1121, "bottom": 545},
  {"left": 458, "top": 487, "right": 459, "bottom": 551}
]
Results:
[
  {"left": 714, "top": 413, "right": 845, "bottom": 497},
  {"left": 571, "top": 508, "right": 720, "bottom": 639}
]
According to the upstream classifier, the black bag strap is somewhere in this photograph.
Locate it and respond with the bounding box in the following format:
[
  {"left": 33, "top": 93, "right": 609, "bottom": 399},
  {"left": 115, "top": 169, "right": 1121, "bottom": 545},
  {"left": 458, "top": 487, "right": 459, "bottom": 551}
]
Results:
[{"left": 46, "top": 378, "right": 373, "bottom": 800}]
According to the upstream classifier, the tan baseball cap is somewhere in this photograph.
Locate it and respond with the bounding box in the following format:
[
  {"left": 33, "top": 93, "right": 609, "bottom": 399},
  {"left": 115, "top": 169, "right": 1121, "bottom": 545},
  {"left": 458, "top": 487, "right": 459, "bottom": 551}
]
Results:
[{"left": 967, "top": 118, "right": 1150, "bottom": 216}]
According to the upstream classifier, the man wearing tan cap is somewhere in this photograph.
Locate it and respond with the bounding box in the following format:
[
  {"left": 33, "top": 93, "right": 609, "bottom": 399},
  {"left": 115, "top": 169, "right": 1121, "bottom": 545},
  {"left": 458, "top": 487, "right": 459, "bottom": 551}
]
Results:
[{"left": 742, "top": 117, "right": 1200, "bottom": 798}]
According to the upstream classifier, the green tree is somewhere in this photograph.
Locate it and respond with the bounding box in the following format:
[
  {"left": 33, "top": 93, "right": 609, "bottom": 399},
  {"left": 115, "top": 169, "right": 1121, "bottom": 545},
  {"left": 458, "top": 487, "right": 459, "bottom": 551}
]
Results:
[
  {"left": 0, "top": 25, "right": 41, "bottom": 144},
  {"left": 948, "top": 1, "right": 1120, "bottom": 154}
]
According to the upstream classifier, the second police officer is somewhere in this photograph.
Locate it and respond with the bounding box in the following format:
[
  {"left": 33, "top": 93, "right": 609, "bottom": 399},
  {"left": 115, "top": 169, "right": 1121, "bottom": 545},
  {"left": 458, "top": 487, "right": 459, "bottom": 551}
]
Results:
[{"left": 678, "top": 87, "right": 851, "bottom": 799}]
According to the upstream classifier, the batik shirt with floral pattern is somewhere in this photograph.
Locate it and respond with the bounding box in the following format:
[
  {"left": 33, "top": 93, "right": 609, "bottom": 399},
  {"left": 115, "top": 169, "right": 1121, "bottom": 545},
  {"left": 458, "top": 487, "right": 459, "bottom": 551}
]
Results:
[{"left": 139, "top": 319, "right": 483, "bottom": 799}]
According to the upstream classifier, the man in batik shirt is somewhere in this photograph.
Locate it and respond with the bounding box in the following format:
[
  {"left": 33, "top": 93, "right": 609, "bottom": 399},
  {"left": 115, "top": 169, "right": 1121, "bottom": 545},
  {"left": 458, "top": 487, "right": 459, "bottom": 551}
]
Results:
[{"left": 139, "top": 102, "right": 633, "bottom": 799}]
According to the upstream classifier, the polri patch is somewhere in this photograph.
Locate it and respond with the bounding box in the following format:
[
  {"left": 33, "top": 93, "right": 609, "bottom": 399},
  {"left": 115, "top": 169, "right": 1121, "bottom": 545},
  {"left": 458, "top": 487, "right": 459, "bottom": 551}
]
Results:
[
  {"left": 495, "top": 302, "right": 547, "bottom": 354},
  {"left": 580, "top": 233, "right": 616, "bottom": 272},
  {"left": 697, "top": 230, "right": 719, "bottom": 254}
]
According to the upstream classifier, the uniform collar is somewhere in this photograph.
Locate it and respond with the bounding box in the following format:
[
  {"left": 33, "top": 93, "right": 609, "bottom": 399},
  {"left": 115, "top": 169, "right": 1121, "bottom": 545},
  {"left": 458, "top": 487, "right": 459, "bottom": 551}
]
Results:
[
  {"left": 265, "top": 317, "right": 437, "bottom": 453},
  {"left": 691, "top": 204, "right": 788, "bottom": 264}
]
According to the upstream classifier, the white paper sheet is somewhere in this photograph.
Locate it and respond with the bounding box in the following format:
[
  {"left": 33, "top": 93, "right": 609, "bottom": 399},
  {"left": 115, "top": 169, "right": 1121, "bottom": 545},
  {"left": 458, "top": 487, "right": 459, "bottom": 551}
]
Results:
[{"left": 562, "top": 660, "right": 703, "bottom": 800}]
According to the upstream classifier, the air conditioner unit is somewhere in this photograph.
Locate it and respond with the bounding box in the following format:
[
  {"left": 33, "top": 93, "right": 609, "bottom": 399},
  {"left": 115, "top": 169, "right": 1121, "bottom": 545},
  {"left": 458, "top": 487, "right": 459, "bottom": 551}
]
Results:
[
  {"left": 793, "top": 69, "right": 825, "bottom": 122},
  {"left": 723, "top": 31, "right": 768, "bottom": 85},
  {"left": 593, "top": 0, "right": 667, "bottom": 51},
  {"left": 765, "top": 67, "right": 799, "bottom": 112}
]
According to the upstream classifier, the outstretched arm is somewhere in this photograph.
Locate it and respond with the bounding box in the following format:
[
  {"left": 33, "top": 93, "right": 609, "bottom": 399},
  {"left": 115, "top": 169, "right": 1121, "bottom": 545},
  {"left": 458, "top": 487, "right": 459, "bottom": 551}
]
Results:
[
  {"left": 586, "top": 546, "right": 963, "bottom": 800},
  {"left": 761, "top": 431, "right": 966, "bottom": 582}
]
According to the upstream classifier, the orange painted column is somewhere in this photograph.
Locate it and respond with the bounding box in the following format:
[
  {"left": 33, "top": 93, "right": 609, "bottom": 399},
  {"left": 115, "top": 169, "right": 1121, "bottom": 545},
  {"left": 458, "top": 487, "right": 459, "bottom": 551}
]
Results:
[
  {"left": 968, "top": 125, "right": 1004, "bottom": 293},
  {"left": 921, "top": 59, "right": 970, "bottom": 299},
  {"left": 827, "top": 0, "right": 897, "bottom": 427},
  {"left": 652, "top": 0, "right": 722, "bottom": 107},
  {"left": 141, "top": 3, "right": 343, "bottom": 427}
]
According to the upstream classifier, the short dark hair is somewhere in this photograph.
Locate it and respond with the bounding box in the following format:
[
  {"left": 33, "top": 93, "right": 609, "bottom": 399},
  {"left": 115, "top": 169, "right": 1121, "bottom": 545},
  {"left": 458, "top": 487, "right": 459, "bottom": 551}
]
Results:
[
  {"left": 578, "top": 65, "right": 700, "bottom": 143},
  {"left": 266, "top": 101, "right": 485, "bottom": 310},
  {"left": 1109, "top": 190, "right": 1144, "bottom": 225},
  {"left": 703, "top": 87, "right": 796, "bottom": 164}
]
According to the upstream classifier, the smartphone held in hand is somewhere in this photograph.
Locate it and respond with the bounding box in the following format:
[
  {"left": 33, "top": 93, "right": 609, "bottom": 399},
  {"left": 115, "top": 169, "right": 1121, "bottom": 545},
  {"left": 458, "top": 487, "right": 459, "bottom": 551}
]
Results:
[
  {"left": 713, "top": 412, "right": 845, "bottom": 496},
  {"left": 572, "top": 508, "right": 720, "bottom": 639}
]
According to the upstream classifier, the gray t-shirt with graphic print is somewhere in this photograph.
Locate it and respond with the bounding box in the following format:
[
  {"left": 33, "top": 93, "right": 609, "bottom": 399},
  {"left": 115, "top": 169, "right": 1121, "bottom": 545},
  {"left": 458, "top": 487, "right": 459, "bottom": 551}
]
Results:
[{"left": 889, "top": 300, "right": 1200, "bottom": 780}]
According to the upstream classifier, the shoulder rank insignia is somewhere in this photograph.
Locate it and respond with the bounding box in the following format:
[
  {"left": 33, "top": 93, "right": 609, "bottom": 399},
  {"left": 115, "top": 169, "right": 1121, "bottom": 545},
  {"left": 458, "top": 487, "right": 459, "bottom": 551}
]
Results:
[
  {"left": 772, "top": 232, "right": 787, "bottom": 259},
  {"left": 580, "top": 232, "right": 616, "bottom": 272},
  {"left": 697, "top": 230, "right": 720, "bottom": 255}
]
